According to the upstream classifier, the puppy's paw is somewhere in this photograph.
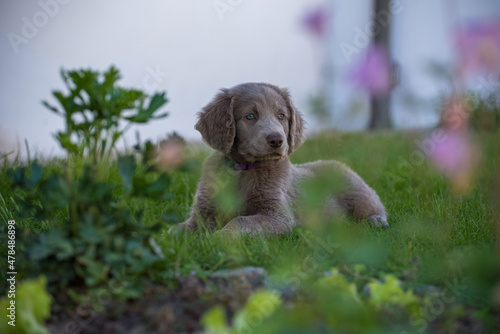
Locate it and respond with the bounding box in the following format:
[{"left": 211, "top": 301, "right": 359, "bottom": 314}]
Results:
[{"left": 367, "top": 214, "right": 389, "bottom": 228}]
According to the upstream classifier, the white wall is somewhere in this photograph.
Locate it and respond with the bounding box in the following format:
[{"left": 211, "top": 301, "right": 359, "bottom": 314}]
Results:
[
  {"left": 1, "top": 0, "right": 499, "bottom": 157},
  {"left": 0, "top": 0, "right": 324, "bottom": 157}
]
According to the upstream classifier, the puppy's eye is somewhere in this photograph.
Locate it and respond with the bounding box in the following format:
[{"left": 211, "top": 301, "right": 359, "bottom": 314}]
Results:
[
  {"left": 278, "top": 113, "right": 285, "bottom": 120},
  {"left": 246, "top": 113, "right": 256, "bottom": 120}
]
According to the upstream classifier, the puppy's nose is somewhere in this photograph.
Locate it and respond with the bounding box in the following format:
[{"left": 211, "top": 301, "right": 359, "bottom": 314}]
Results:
[{"left": 267, "top": 133, "right": 284, "bottom": 149}]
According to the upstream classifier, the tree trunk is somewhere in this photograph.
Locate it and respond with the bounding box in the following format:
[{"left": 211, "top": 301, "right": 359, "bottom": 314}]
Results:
[{"left": 369, "top": 0, "right": 392, "bottom": 130}]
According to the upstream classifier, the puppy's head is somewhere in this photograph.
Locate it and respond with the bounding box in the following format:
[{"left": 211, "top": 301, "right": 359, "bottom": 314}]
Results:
[{"left": 195, "top": 83, "right": 306, "bottom": 163}]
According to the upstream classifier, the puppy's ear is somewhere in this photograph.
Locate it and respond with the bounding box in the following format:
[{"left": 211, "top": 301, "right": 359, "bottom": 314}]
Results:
[
  {"left": 195, "top": 89, "right": 235, "bottom": 154},
  {"left": 279, "top": 88, "right": 306, "bottom": 154}
]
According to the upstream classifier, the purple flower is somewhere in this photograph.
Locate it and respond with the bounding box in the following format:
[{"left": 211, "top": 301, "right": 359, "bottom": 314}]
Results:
[
  {"left": 348, "top": 45, "right": 391, "bottom": 96},
  {"left": 156, "top": 136, "right": 185, "bottom": 170},
  {"left": 429, "top": 130, "right": 472, "bottom": 175},
  {"left": 427, "top": 128, "right": 482, "bottom": 194},
  {"left": 302, "top": 6, "right": 330, "bottom": 38},
  {"left": 455, "top": 20, "right": 500, "bottom": 76}
]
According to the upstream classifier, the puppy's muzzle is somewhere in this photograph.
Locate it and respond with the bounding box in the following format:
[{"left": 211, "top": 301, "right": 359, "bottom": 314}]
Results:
[{"left": 267, "top": 133, "right": 284, "bottom": 149}]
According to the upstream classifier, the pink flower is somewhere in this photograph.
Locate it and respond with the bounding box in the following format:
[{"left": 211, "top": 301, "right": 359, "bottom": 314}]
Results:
[
  {"left": 302, "top": 6, "right": 331, "bottom": 38},
  {"left": 156, "top": 136, "right": 185, "bottom": 170},
  {"left": 440, "top": 95, "right": 469, "bottom": 131},
  {"left": 427, "top": 129, "right": 481, "bottom": 194},
  {"left": 455, "top": 20, "right": 500, "bottom": 76},
  {"left": 348, "top": 44, "right": 391, "bottom": 96},
  {"left": 429, "top": 130, "right": 472, "bottom": 174}
]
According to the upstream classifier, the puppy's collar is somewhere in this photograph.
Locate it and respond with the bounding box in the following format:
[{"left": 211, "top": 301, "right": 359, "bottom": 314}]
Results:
[{"left": 224, "top": 157, "right": 260, "bottom": 171}]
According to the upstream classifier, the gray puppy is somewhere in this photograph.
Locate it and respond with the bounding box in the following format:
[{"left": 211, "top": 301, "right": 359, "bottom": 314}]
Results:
[{"left": 174, "top": 83, "right": 388, "bottom": 236}]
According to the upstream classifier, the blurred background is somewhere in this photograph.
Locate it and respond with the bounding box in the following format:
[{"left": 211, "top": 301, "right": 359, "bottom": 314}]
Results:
[{"left": 0, "top": 0, "right": 499, "bottom": 157}]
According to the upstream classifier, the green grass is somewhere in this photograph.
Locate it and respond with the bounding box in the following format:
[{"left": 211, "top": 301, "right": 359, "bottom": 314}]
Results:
[
  {"left": 134, "top": 131, "right": 499, "bottom": 300},
  {"left": 1, "top": 131, "right": 499, "bottom": 331}
]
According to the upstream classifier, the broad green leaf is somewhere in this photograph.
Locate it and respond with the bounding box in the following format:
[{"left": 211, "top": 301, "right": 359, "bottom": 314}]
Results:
[
  {"left": 315, "top": 268, "right": 361, "bottom": 303},
  {"left": 353, "top": 264, "right": 366, "bottom": 276},
  {"left": 111, "top": 130, "right": 124, "bottom": 148},
  {"left": 201, "top": 305, "right": 231, "bottom": 334},
  {"left": 55, "top": 132, "right": 78, "bottom": 153},
  {"left": 233, "top": 290, "right": 282, "bottom": 333},
  {"left": 368, "top": 275, "right": 419, "bottom": 309},
  {"left": 144, "top": 173, "right": 171, "bottom": 199},
  {"left": 117, "top": 155, "right": 137, "bottom": 191},
  {"left": 43, "top": 175, "right": 71, "bottom": 211},
  {"left": 103, "top": 66, "right": 121, "bottom": 91},
  {"left": 52, "top": 91, "right": 71, "bottom": 112},
  {"left": 79, "top": 224, "right": 104, "bottom": 243},
  {"left": 0, "top": 277, "right": 52, "bottom": 334},
  {"left": 125, "top": 92, "right": 168, "bottom": 123},
  {"left": 26, "top": 162, "right": 43, "bottom": 188}
]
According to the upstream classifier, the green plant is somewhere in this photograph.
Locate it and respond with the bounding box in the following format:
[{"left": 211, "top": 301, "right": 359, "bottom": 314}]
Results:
[
  {"left": 0, "top": 276, "right": 52, "bottom": 334},
  {"left": 1, "top": 128, "right": 498, "bottom": 331},
  {"left": 202, "top": 290, "right": 282, "bottom": 334},
  {"left": 201, "top": 268, "right": 424, "bottom": 334},
  {"left": 467, "top": 92, "right": 500, "bottom": 132},
  {"left": 6, "top": 66, "right": 175, "bottom": 296},
  {"left": 43, "top": 66, "right": 168, "bottom": 166}
]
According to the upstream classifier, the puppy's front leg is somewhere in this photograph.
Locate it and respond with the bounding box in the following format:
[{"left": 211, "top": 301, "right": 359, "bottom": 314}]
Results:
[
  {"left": 170, "top": 183, "right": 220, "bottom": 233},
  {"left": 336, "top": 171, "right": 389, "bottom": 228},
  {"left": 311, "top": 161, "right": 388, "bottom": 228},
  {"left": 170, "top": 152, "right": 237, "bottom": 233},
  {"left": 217, "top": 214, "right": 296, "bottom": 237}
]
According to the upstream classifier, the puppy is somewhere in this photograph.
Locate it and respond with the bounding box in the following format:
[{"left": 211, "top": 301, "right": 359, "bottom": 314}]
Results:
[{"left": 174, "top": 83, "right": 388, "bottom": 235}]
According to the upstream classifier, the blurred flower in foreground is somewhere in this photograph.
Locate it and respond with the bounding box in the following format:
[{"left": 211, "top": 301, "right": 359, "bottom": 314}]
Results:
[
  {"left": 428, "top": 129, "right": 481, "bottom": 194},
  {"left": 348, "top": 44, "right": 391, "bottom": 96},
  {"left": 455, "top": 20, "right": 500, "bottom": 77},
  {"left": 156, "top": 134, "right": 185, "bottom": 170},
  {"left": 302, "top": 5, "right": 331, "bottom": 39},
  {"left": 428, "top": 94, "right": 482, "bottom": 193},
  {"left": 440, "top": 95, "right": 470, "bottom": 131}
]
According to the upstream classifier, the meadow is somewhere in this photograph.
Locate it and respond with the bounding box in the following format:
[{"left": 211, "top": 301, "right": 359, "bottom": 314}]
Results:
[
  {"left": 1, "top": 131, "right": 499, "bottom": 333},
  {"left": 0, "top": 67, "right": 498, "bottom": 333}
]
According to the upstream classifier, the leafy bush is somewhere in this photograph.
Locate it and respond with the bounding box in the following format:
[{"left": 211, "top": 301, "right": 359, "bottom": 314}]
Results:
[
  {"left": 202, "top": 290, "right": 282, "bottom": 334},
  {"left": 42, "top": 66, "right": 168, "bottom": 165},
  {"left": 6, "top": 66, "right": 176, "bottom": 297},
  {"left": 202, "top": 268, "right": 424, "bottom": 334}
]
